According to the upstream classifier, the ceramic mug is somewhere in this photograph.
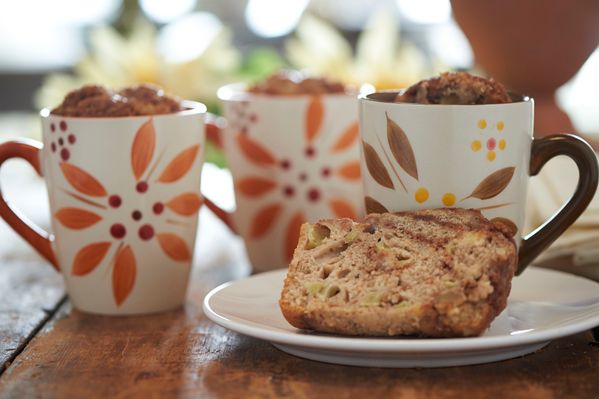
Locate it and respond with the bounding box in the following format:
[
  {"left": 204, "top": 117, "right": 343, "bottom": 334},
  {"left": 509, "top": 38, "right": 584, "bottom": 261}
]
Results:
[
  {"left": 0, "top": 102, "right": 206, "bottom": 315},
  {"left": 203, "top": 84, "right": 364, "bottom": 272},
  {"left": 358, "top": 92, "right": 598, "bottom": 274}
]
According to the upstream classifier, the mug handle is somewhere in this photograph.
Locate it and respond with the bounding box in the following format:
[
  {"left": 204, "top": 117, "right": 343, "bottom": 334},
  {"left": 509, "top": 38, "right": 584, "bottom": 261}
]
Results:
[
  {"left": 517, "top": 134, "right": 598, "bottom": 274},
  {"left": 0, "top": 139, "right": 59, "bottom": 269},
  {"left": 203, "top": 117, "right": 236, "bottom": 233}
]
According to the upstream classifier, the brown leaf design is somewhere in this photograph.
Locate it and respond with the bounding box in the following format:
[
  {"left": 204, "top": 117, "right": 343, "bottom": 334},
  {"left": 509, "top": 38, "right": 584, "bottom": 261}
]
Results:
[
  {"left": 490, "top": 217, "right": 518, "bottom": 237},
  {"left": 165, "top": 192, "right": 202, "bottom": 216},
  {"left": 236, "top": 177, "right": 278, "bottom": 197},
  {"left": 156, "top": 233, "right": 191, "bottom": 261},
  {"left": 236, "top": 134, "right": 277, "bottom": 166},
  {"left": 157, "top": 144, "right": 200, "bottom": 183},
  {"left": 55, "top": 207, "right": 102, "bottom": 229},
  {"left": 285, "top": 211, "right": 305, "bottom": 262},
  {"left": 60, "top": 162, "right": 107, "bottom": 197},
  {"left": 131, "top": 119, "right": 156, "bottom": 180},
  {"left": 364, "top": 196, "right": 389, "bottom": 214},
  {"left": 331, "top": 122, "right": 359, "bottom": 152},
  {"left": 386, "top": 113, "right": 418, "bottom": 181},
  {"left": 362, "top": 140, "right": 394, "bottom": 189},
  {"left": 249, "top": 203, "right": 282, "bottom": 238},
  {"left": 112, "top": 245, "right": 136, "bottom": 306},
  {"left": 306, "top": 96, "right": 323, "bottom": 142},
  {"left": 464, "top": 167, "right": 515, "bottom": 200},
  {"left": 72, "top": 241, "right": 111, "bottom": 276}
]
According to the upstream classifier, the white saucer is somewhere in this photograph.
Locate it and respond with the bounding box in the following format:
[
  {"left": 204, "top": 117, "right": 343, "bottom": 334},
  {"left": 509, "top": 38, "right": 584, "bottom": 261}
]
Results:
[{"left": 203, "top": 266, "right": 599, "bottom": 368}]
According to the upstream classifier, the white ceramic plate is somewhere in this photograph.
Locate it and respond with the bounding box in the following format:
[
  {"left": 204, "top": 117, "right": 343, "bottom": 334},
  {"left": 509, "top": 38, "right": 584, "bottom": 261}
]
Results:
[{"left": 203, "top": 266, "right": 599, "bottom": 368}]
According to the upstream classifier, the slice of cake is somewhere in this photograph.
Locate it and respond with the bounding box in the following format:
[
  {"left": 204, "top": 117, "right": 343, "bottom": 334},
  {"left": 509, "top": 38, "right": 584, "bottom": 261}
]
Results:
[{"left": 279, "top": 208, "right": 517, "bottom": 337}]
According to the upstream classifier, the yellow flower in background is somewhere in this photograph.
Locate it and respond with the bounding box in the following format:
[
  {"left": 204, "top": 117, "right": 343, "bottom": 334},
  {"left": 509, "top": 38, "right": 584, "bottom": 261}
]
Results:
[
  {"left": 286, "top": 10, "right": 443, "bottom": 90},
  {"left": 35, "top": 18, "right": 241, "bottom": 110}
]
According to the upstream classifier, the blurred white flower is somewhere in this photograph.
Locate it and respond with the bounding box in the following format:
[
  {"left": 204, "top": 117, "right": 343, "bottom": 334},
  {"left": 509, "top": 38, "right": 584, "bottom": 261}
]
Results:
[
  {"left": 35, "top": 18, "right": 241, "bottom": 109},
  {"left": 286, "top": 10, "right": 442, "bottom": 90}
]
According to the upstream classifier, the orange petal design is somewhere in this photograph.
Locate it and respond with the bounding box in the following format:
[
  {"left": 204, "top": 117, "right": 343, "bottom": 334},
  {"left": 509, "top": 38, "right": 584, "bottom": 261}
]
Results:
[
  {"left": 131, "top": 119, "right": 156, "bottom": 180},
  {"left": 236, "top": 177, "right": 277, "bottom": 197},
  {"left": 55, "top": 207, "right": 102, "bottom": 229},
  {"left": 329, "top": 199, "right": 357, "bottom": 220},
  {"left": 337, "top": 161, "right": 361, "bottom": 180},
  {"left": 249, "top": 203, "right": 282, "bottom": 238},
  {"left": 285, "top": 211, "right": 305, "bottom": 262},
  {"left": 72, "top": 242, "right": 111, "bottom": 276},
  {"left": 236, "top": 134, "right": 277, "bottom": 166},
  {"left": 165, "top": 192, "right": 202, "bottom": 216},
  {"left": 156, "top": 233, "right": 191, "bottom": 261},
  {"left": 112, "top": 245, "right": 136, "bottom": 306},
  {"left": 331, "top": 122, "right": 359, "bottom": 152},
  {"left": 60, "top": 162, "right": 107, "bottom": 197},
  {"left": 157, "top": 144, "right": 200, "bottom": 183},
  {"left": 306, "top": 97, "right": 324, "bottom": 142}
]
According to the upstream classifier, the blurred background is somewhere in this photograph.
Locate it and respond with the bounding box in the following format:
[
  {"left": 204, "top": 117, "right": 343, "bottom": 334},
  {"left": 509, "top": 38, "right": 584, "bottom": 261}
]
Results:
[{"left": 0, "top": 0, "right": 598, "bottom": 138}]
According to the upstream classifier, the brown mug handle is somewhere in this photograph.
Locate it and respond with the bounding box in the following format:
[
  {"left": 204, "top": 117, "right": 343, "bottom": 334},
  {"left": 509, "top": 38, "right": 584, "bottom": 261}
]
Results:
[
  {"left": 203, "top": 118, "right": 236, "bottom": 233},
  {"left": 0, "top": 139, "right": 59, "bottom": 269},
  {"left": 517, "top": 134, "right": 598, "bottom": 274}
]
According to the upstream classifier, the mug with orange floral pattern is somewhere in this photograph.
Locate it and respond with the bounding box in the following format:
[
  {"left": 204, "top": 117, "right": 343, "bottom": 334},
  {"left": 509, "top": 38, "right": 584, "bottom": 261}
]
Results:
[
  {"left": 205, "top": 84, "right": 364, "bottom": 272},
  {"left": 358, "top": 91, "right": 598, "bottom": 274},
  {"left": 0, "top": 102, "right": 206, "bottom": 314}
]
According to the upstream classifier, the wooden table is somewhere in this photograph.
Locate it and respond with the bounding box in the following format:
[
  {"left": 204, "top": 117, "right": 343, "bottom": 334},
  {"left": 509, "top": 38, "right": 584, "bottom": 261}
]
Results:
[{"left": 1, "top": 210, "right": 599, "bottom": 399}]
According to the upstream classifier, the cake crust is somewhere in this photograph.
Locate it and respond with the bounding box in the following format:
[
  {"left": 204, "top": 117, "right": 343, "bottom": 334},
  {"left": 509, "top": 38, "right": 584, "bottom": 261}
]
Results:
[
  {"left": 395, "top": 72, "right": 511, "bottom": 105},
  {"left": 279, "top": 209, "right": 517, "bottom": 337}
]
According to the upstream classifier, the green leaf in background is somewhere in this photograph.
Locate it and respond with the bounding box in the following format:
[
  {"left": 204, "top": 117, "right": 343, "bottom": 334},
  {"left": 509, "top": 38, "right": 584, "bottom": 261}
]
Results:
[
  {"left": 204, "top": 141, "right": 227, "bottom": 169},
  {"left": 239, "top": 47, "right": 286, "bottom": 83}
]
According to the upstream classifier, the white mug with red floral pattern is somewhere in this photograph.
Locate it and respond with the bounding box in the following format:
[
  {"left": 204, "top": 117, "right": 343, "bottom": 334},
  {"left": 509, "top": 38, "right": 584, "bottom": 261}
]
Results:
[
  {"left": 203, "top": 84, "right": 364, "bottom": 272},
  {"left": 0, "top": 102, "right": 206, "bottom": 315},
  {"left": 358, "top": 91, "right": 598, "bottom": 274}
]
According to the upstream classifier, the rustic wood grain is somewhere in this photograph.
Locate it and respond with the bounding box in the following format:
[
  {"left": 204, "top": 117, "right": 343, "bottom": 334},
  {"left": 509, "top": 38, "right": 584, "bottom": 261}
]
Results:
[
  {"left": 2, "top": 211, "right": 599, "bottom": 398},
  {"left": 2, "top": 284, "right": 599, "bottom": 399},
  {"left": 0, "top": 258, "right": 64, "bottom": 373}
]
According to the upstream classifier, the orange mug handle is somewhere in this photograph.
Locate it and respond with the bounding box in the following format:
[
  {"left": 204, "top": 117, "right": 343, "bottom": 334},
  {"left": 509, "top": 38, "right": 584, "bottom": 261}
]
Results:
[
  {"left": 0, "top": 139, "right": 59, "bottom": 269},
  {"left": 203, "top": 117, "right": 236, "bottom": 233}
]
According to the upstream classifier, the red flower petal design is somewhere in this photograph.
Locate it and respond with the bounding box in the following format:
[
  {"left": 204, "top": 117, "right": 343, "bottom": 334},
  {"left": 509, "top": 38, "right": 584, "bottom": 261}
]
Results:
[
  {"left": 336, "top": 161, "right": 361, "bottom": 180},
  {"left": 157, "top": 144, "right": 200, "bottom": 183},
  {"left": 306, "top": 96, "right": 323, "bottom": 143},
  {"left": 249, "top": 203, "right": 282, "bottom": 238},
  {"left": 55, "top": 207, "right": 102, "bottom": 230},
  {"left": 236, "top": 134, "right": 277, "bottom": 166},
  {"left": 156, "top": 233, "right": 191, "bottom": 261},
  {"left": 285, "top": 211, "right": 305, "bottom": 262},
  {"left": 113, "top": 245, "right": 136, "bottom": 306},
  {"left": 329, "top": 199, "right": 358, "bottom": 220},
  {"left": 60, "top": 162, "right": 107, "bottom": 197},
  {"left": 165, "top": 192, "right": 202, "bottom": 216},
  {"left": 72, "top": 242, "right": 111, "bottom": 276},
  {"left": 131, "top": 119, "right": 156, "bottom": 180},
  {"left": 331, "top": 122, "right": 359, "bottom": 152},
  {"left": 236, "top": 177, "right": 278, "bottom": 197}
]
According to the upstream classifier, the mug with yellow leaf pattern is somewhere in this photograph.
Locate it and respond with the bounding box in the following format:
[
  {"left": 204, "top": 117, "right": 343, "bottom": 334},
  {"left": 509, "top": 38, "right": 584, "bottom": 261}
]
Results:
[{"left": 358, "top": 92, "right": 598, "bottom": 274}]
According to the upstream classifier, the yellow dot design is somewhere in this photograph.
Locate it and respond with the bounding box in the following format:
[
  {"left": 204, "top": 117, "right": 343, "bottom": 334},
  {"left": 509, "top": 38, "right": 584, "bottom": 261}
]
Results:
[
  {"left": 498, "top": 139, "right": 506, "bottom": 150},
  {"left": 478, "top": 119, "right": 487, "bottom": 129},
  {"left": 471, "top": 140, "right": 482, "bottom": 152},
  {"left": 497, "top": 121, "right": 505, "bottom": 131},
  {"left": 415, "top": 187, "right": 429, "bottom": 203},
  {"left": 442, "top": 193, "right": 456, "bottom": 207},
  {"left": 487, "top": 151, "right": 496, "bottom": 161}
]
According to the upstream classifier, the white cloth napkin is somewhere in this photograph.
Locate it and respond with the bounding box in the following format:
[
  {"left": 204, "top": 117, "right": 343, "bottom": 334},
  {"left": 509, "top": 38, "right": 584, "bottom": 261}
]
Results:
[{"left": 525, "top": 154, "right": 599, "bottom": 270}]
